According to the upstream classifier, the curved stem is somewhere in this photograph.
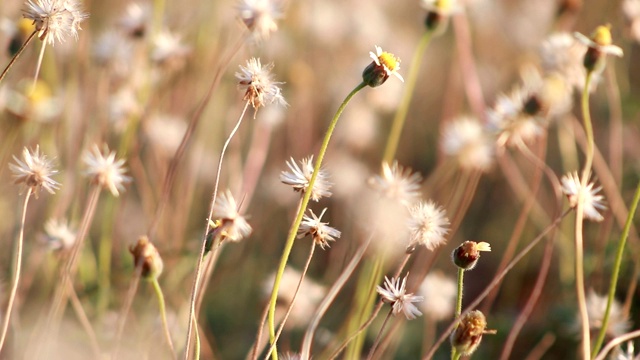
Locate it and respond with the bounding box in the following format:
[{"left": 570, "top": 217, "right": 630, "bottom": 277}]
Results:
[
  {"left": 151, "top": 277, "right": 177, "bottom": 359},
  {"left": 591, "top": 182, "right": 640, "bottom": 356},
  {"left": 0, "top": 31, "right": 37, "bottom": 84},
  {"left": 0, "top": 188, "right": 32, "bottom": 352},
  {"left": 266, "top": 82, "right": 366, "bottom": 360},
  {"left": 593, "top": 329, "right": 640, "bottom": 360},
  {"left": 383, "top": 31, "right": 433, "bottom": 163}
]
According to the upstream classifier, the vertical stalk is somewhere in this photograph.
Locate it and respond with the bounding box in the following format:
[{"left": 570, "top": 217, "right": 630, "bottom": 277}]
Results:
[
  {"left": 151, "top": 277, "right": 177, "bottom": 359},
  {"left": 451, "top": 267, "right": 464, "bottom": 360}
]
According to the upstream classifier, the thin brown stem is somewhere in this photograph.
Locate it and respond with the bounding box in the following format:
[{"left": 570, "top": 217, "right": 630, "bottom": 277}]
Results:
[
  {"left": 0, "top": 31, "right": 37, "bottom": 84},
  {"left": 68, "top": 282, "right": 101, "bottom": 357},
  {"left": 365, "top": 310, "right": 394, "bottom": 360}
]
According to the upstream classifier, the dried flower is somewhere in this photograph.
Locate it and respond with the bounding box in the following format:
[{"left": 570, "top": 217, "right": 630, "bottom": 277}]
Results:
[
  {"left": 23, "top": 0, "right": 88, "bottom": 45},
  {"left": 419, "top": 271, "right": 457, "bottom": 321},
  {"left": 561, "top": 172, "right": 606, "bottom": 222},
  {"left": 297, "top": 208, "right": 341, "bottom": 249},
  {"left": 236, "top": 57, "right": 287, "bottom": 109},
  {"left": 540, "top": 32, "right": 589, "bottom": 91},
  {"left": 10, "top": 145, "right": 60, "bottom": 196},
  {"left": 407, "top": 201, "right": 450, "bottom": 251},
  {"left": 280, "top": 156, "right": 332, "bottom": 201},
  {"left": 151, "top": 30, "right": 191, "bottom": 66},
  {"left": 585, "top": 290, "right": 630, "bottom": 337},
  {"left": 440, "top": 116, "right": 494, "bottom": 172},
  {"left": 450, "top": 310, "right": 494, "bottom": 356},
  {"left": 574, "top": 25, "right": 623, "bottom": 73},
  {"left": 238, "top": 0, "right": 282, "bottom": 41},
  {"left": 377, "top": 274, "right": 424, "bottom": 320},
  {"left": 452, "top": 241, "right": 491, "bottom": 270},
  {"left": 211, "top": 190, "right": 252, "bottom": 242},
  {"left": 43, "top": 218, "right": 75, "bottom": 250},
  {"left": 368, "top": 161, "right": 422, "bottom": 206},
  {"left": 83, "top": 144, "right": 131, "bottom": 197},
  {"left": 118, "top": 2, "right": 151, "bottom": 38},
  {"left": 362, "top": 46, "right": 403, "bottom": 87},
  {"left": 487, "top": 85, "right": 545, "bottom": 149},
  {"left": 129, "top": 235, "right": 163, "bottom": 279}
]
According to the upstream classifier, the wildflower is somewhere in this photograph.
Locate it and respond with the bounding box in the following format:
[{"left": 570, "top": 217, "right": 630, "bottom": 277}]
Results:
[
  {"left": 280, "top": 156, "right": 332, "bottom": 201},
  {"left": 151, "top": 30, "right": 191, "bottom": 66},
  {"left": 129, "top": 235, "right": 163, "bottom": 279},
  {"left": 118, "top": 2, "right": 151, "bottom": 38},
  {"left": 10, "top": 145, "right": 60, "bottom": 196},
  {"left": 43, "top": 218, "right": 75, "bottom": 250},
  {"left": 211, "top": 190, "right": 252, "bottom": 242},
  {"left": 561, "top": 172, "right": 606, "bottom": 222},
  {"left": 450, "top": 310, "right": 495, "bottom": 356},
  {"left": 377, "top": 274, "right": 424, "bottom": 320},
  {"left": 574, "top": 24, "right": 623, "bottom": 73},
  {"left": 3, "top": 79, "right": 62, "bottom": 122},
  {"left": 623, "top": 0, "right": 640, "bottom": 43},
  {"left": 236, "top": 57, "right": 286, "bottom": 109},
  {"left": 238, "top": 0, "right": 282, "bottom": 41},
  {"left": 83, "top": 144, "right": 131, "bottom": 197},
  {"left": 23, "top": 0, "right": 88, "bottom": 46},
  {"left": 362, "top": 46, "right": 403, "bottom": 87},
  {"left": 368, "top": 161, "right": 422, "bottom": 205},
  {"left": 441, "top": 116, "right": 494, "bottom": 172},
  {"left": 419, "top": 271, "right": 457, "bottom": 321},
  {"left": 407, "top": 201, "right": 449, "bottom": 251},
  {"left": 585, "top": 290, "right": 630, "bottom": 337},
  {"left": 297, "top": 208, "right": 341, "bottom": 249},
  {"left": 452, "top": 241, "right": 491, "bottom": 270},
  {"left": 540, "top": 32, "right": 589, "bottom": 91},
  {"left": 421, "top": 0, "right": 460, "bottom": 32}
]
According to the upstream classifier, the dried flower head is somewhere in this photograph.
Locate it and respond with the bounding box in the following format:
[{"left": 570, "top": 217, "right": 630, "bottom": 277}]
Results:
[
  {"left": 407, "top": 201, "right": 450, "bottom": 251},
  {"left": 236, "top": 58, "right": 287, "bottom": 110},
  {"left": 23, "top": 0, "right": 88, "bottom": 45},
  {"left": 440, "top": 116, "right": 494, "bottom": 172},
  {"left": 368, "top": 161, "right": 422, "bottom": 206},
  {"left": 297, "top": 208, "right": 341, "bottom": 249},
  {"left": 10, "top": 145, "right": 60, "bottom": 196},
  {"left": 419, "top": 271, "right": 457, "bottom": 321},
  {"left": 561, "top": 172, "right": 606, "bottom": 222},
  {"left": 362, "top": 46, "right": 404, "bottom": 87},
  {"left": 238, "top": 0, "right": 282, "bottom": 41},
  {"left": 574, "top": 25, "right": 624, "bottom": 73},
  {"left": 540, "top": 32, "right": 589, "bottom": 91},
  {"left": 452, "top": 241, "right": 491, "bottom": 270},
  {"left": 450, "top": 310, "right": 495, "bottom": 356},
  {"left": 585, "top": 290, "right": 630, "bottom": 337},
  {"left": 280, "top": 156, "right": 332, "bottom": 201},
  {"left": 151, "top": 30, "right": 191, "bottom": 66},
  {"left": 83, "top": 144, "right": 131, "bottom": 197},
  {"left": 377, "top": 274, "right": 424, "bottom": 320},
  {"left": 129, "top": 235, "right": 163, "bottom": 279},
  {"left": 43, "top": 218, "right": 75, "bottom": 250},
  {"left": 211, "top": 190, "right": 252, "bottom": 242},
  {"left": 118, "top": 2, "right": 151, "bottom": 38}
]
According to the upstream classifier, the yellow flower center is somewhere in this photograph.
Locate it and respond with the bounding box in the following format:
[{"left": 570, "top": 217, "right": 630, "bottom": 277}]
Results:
[
  {"left": 591, "top": 24, "right": 612, "bottom": 46},
  {"left": 436, "top": 0, "right": 453, "bottom": 12},
  {"left": 378, "top": 52, "right": 400, "bottom": 72}
]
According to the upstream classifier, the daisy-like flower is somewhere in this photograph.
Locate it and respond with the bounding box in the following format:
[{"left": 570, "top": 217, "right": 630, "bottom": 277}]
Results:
[
  {"left": 297, "top": 208, "right": 341, "bottom": 249},
  {"left": 421, "top": 0, "right": 461, "bottom": 32},
  {"left": 368, "top": 161, "right": 422, "bottom": 206},
  {"left": 561, "top": 172, "right": 606, "bottom": 222},
  {"left": 23, "top": 0, "right": 88, "bottom": 46},
  {"left": 574, "top": 24, "right": 624, "bottom": 73},
  {"left": 452, "top": 241, "right": 491, "bottom": 270},
  {"left": 238, "top": 0, "right": 282, "bottom": 41},
  {"left": 280, "top": 156, "right": 332, "bottom": 201},
  {"left": 377, "top": 274, "right": 424, "bottom": 320},
  {"left": 83, "top": 144, "right": 131, "bottom": 197},
  {"left": 487, "top": 85, "right": 545, "bottom": 149},
  {"left": 43, "top": 218, "right": 76, "bottom": 250},
  {"left": 362, "top": 46, "right": 404, "bottom": 87},
  {"left": 441, "top": 116, "right": 494, "bottom": 172},
  {"left": 419, "top": 271, "right": 457, "bottom": 321},
  {"left": 407, "top": 200, "right": 450, "bottom": 251},
  {"left": 211, "top": 190, "right": 252, "bottom": 242},
  {"left": 236, "top": 57, "right": 287, "bottom": 110},
  {"left": 540, "top": 32, "right": 589, "bottom": 91},
  {"left": 10, "top": 145, "right": 60, "bottom": 197},
  {"left": 584, "top": 290, "right": 630, "bottom": 337},
  {"left": 151, "top": 30, "right": 191, "bottom": 66}
]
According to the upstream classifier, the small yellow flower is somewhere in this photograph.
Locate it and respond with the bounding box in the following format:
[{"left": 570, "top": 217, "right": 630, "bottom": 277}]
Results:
[
  {"left": 362, "top": 46, "right": 403, "bottom": 87},
  {"left": 574, "top": 24, "right": 623, "bottom": 72}
]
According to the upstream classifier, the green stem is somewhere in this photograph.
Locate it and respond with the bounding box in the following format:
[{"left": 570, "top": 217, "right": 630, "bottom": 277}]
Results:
[
  {"left": 580, "top": 71, "right": 595, "bottom": 181},
  {"left": 591, "top": 182, "right": 640, "bottom": 356},
  {"left": 382, "top": 31, "right": 433, "bottom": 164},
  {"left": 451, "top": 267, "right": 465, "bottom": 360},
  {"left": 267, "top": 82, "right": 366, "bottom": 359},
  {"left": 151, "top": 277, "right": 176, "bottom": 359}
]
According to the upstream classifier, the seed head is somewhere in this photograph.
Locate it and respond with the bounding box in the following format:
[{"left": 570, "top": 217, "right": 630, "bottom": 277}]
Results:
[
  {"left": 407, "top": 200, "right": 450, "bottom": 251},
  {"left": 129, "top": 236, "right": 164, "bottom": 279},
  {"left": 376, "top": 274, "right": 424, "bottom": 320},
  {"left": 23, "top": 0, "right": 88, "bottom": 46},
  {"left": 82, "top": 144, "right": 131, "bottom": 197},
  {"left": 280, "top": 156, "right": 332, "bottom": 201},
  {"left": 561, "top": 172, "right": 606, "bottom": 222},
  {"left": 10, "top": 145, "right": 60, "bottom": 197},
  {"left": 450, "top": 310, "right": 495, "bottom": 356},
  {"left": 236, "top": 58, "right": 287, "bottom": 110},
  {"left": 297, "top": 208, "right": 341, "bottom": 250}
]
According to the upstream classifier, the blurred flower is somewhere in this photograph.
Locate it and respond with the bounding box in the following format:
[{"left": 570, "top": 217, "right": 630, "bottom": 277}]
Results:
[
  {"left": 10, "top": 145, "right": 60, "bottom": 196},
  {"left": 129, "top": 235, "right": 163, "bottom": 279},
  {"left": 440, "top": 116, "right": 494, "bottom": 172},
  {"left": 144, "top": 114, "right": 187, "bottom": 154},
  {"left": 211, "top": 190, "right": 252, "bottom": 242},
  {"left": 297, "top": 208, "right": 341, "bottom": 249},
  {"left": 279, "top": 353, "right": 301, "bottom": 360},
  {"left": 421, "top": 0, "right": 461, "bottom": 32},
  {"left": 236, "top": 57, "right": 287, "bottom": 109},
  {"left": 2, "top": 79, "right": 62, "bottom": 122},
  {"left": 377, "top": 274, "right": 424, "bottom": 320},
  {"left": 540, "top": 32, "right": 588, "bottom": 91},
  {"left": 452, "top": 241, "right": 491, "bottom": 270},
  {"left": 109, "top": 87, "right": 142, "bottom": 132},
  {"left": 238, "top": 0, "right": 282, "bottom": 41},
  {"left": 585, "top": 290, "right": 630, "bottom": 337},
  {"left": 487, "top": 85, "right": 545, "bottom": 149},
  {"left": 407, "top": 201, "right": 449, "bottom": 251},
  {"left": 151, "top": 30, "right": 191, "bottom": 66},
  {"left": 368, "top": 161, "right": 422, "bottom": 206},
  {"left": 561, "top": 172, "right": 606, "bottom": 222},
  {"left": 83, "top": 144, "right": 131, "bottom": 197},
  {"left": 93, "top": 30, "right": 134, "bottom": 78},
  {"left": 363, "top": 46, "right": 403, "bottom": 87},
  {"left": 118, "top": 2, "right": 151, "bottom": 38},
  {"left": 450, "top": 310, "right": 494, "bottom": 356},
  {"left": 43, "top": 218, "right": 76, "bottom": 250},
  {"left": 615, "top": 341, "right": 637, "bottom": 360},
  {"left": 574, "top": 25, "right": 623, "bottom": 73},
  {"left": 23, "top": 0, "right": 88, "bottom": 45},
  {"left": 623, "top": 0, "right": 640, "bottom": 42},
  {"left": 419, "top": 271, "right": 456, "bottom": 321},
  {"left": 280, "top": 156, "right": 332, "bottom": 201}
]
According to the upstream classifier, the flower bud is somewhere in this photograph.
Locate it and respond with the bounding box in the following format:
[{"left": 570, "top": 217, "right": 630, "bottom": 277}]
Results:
[
  {"left": 450, "top": 310, "right": 495, "bottom": 356},
  {"left": 129, "top": 235, "right": 164, "bottom": 279},
  {"left": 452, "top": 241, "right": 491, "bottom": 270}
]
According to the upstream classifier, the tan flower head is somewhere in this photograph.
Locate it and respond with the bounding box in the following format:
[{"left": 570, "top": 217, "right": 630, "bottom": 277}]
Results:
[
  {"left": 236, "top": 57, "right": 287, "bottom": 110},
  {"left": 297, "top": 208, "right": 341, "bottom": 249},
  {"left": 280, "top": 156, "right": 332, "bottom": 201},
  {"left": 83, "top": 144, "right": 131, "bottom": 197},
  {"left": 129, "top": 235, "right": 163, "bottom": 279},
  {"left": 561, "top": 172, "right": 606, "bottom": 222},
  {"left": 10, "top": 145, "right": 60, "bottom": 197},
  {"left": 23, "top": 0, "right": 88, "bottom": 45},
  {"left": 377, "top": 274, "right": 424, "bottom": 320}
]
